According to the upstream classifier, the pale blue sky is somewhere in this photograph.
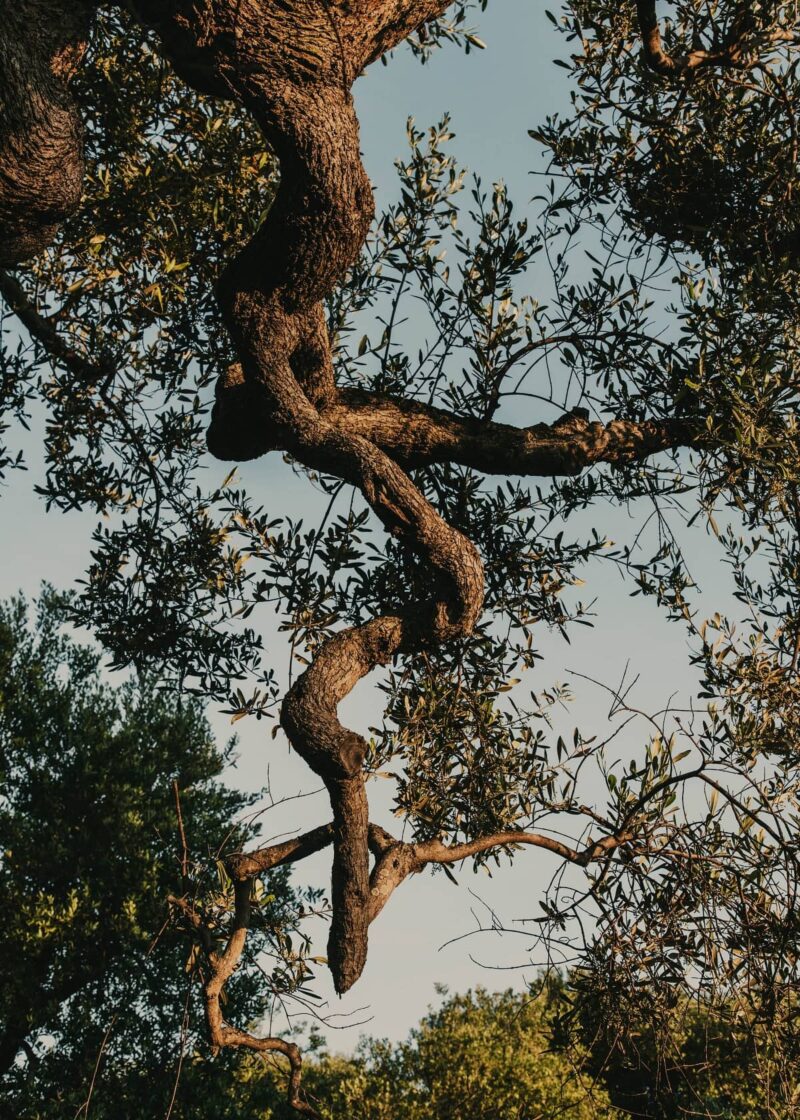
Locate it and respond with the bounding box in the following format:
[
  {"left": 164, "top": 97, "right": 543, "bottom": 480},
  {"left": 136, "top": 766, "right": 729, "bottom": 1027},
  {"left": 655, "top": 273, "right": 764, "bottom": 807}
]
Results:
[{"left": 0, "top": 1, "right": 730, "bottom": 1051}]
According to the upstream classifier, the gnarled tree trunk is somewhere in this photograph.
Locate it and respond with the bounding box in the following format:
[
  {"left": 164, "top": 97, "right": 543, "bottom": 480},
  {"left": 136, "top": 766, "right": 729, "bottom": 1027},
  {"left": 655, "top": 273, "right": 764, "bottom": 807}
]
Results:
[{"left": 0, "top": 0, "right": 698, "bottom": 1004}]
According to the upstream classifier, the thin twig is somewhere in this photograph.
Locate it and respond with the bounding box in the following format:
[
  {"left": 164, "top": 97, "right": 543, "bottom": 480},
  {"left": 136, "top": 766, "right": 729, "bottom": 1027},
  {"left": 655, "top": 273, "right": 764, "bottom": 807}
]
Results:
[{"left": 172, "top": 779, "right": 189, "bottom": 887}]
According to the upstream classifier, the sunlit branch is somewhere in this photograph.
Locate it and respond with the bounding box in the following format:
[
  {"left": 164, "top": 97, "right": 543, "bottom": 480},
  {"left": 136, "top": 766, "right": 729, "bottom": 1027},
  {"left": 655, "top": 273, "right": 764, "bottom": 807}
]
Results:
[
  {"left": 366, "top": 823, "right": 635, "bottom": 921},
  {"left": 169, "top": 885, "right": 319, "bottom": 1118},
  {"left": 636, "top": 0, "right": 797, "bottom": 75},
  {"left": 326, "top": 390, "right": 696, "bottom": 475}
]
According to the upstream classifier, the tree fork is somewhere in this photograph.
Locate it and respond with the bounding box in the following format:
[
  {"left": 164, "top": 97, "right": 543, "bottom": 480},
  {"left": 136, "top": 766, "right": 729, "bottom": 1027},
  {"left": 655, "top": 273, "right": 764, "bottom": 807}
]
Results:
[
  {"left": 121, "top": 0, "right": 485, "bottom": 994},
  {"left": 0, "top": 0, "right": 702, "bottom": 1007}
]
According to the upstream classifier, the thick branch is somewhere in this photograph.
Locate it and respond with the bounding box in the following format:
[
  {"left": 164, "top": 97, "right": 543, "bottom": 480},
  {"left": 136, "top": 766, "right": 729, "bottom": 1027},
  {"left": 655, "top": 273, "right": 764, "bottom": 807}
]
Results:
[
  {"left": 2, "top": 273, "right": 696, "bottom": 481},
  {"left": 326, "top": 390, "right": 695, "bottom": 474},
  {"left": 0, "top": 2, "right": 94, "bottom": 263},
  {"left": 636, "top": 0, "right": 795, "bottom": 75},
  {"left": 0, "top": 0, "right": 677, "bottom": 1010},
  {"left": 3, "top": 263, "right": 696, "bottom": 482},
  {"left": 211, "top": 373, "right": 696, "bottom": 472}
]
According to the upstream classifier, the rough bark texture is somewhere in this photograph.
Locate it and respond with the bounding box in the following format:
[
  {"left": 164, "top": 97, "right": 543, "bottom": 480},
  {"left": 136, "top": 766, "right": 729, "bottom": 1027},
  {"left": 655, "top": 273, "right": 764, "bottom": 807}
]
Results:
[
  {"left": 0, "top": 1, "right": 707, "bottom": 1106},
  {"left": 635, "top": 0, "right": 795, "bottom": 74},
  {"left": 168, "top": 810, "right": 633, "bottom": 1114},
  {"left": 0, "top": 0, "right": 95, "bottom": 264},
  {"left": 119, "top": 0, "right": 488, "bottom": 997}
]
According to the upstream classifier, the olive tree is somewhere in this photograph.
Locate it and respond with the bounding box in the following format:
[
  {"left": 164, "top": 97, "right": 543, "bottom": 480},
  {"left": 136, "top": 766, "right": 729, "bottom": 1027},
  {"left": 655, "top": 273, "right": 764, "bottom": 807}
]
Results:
[
  {"left": 2, "top": 1, "right": 800, "bottom": 1114},
  {"left": 0, "top": 591, "right": 319, "bottom": 1117}
]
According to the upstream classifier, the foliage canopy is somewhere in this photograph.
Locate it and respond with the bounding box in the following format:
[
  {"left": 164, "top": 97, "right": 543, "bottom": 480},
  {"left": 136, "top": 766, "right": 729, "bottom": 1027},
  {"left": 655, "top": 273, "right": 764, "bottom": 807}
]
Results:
[
  {"left": 0, "top": 591, "right": 310, "bottom": 1113},
  {"left": 3, "top": 0, "right": 800, "bottom": 1114}
]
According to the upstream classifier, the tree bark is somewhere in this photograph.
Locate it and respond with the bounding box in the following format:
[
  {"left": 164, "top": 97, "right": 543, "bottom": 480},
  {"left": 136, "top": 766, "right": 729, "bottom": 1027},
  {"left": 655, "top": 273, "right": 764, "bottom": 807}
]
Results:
[
  {"left": 0, "top": 0, "right": 701, "bottom": 1005},
  {"left": 0, "top": 0, "right": 95, "bottom": 264}
]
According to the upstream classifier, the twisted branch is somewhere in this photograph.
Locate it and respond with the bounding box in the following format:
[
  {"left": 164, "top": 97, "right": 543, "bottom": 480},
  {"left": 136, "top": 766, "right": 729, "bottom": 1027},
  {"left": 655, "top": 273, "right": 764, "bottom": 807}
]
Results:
[
  {"left": 0, "top": 0, "right": 700, "bottom": 998},
  {"left": 636, "top": 0, "right": 797, "bottom": 76},
  {"left": 0, "top": 0, "right": 705, "bottom": 1085},
  {"left": 169, "top": 887, "right": 319, "bottom": 1118},
  {"left": 165, "top": 814, "right": 636, "bottom": 1109},
  {"left": 167, "top": 814, "right": 633, "bottom": 1112}
]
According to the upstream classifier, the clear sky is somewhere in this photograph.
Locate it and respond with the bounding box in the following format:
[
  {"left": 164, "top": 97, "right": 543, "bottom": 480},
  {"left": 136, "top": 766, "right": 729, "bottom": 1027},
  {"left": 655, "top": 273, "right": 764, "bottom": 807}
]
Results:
[{"left": 0, "top": 1, "right": 729, "bottom": 1051}]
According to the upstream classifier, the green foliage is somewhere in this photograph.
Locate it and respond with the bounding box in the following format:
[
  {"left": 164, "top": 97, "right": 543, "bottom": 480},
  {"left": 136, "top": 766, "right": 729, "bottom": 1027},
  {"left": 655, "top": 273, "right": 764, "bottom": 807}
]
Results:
[
  {"left": 574, "top": 971, "right": 796, "bottom": 1118},
  {"left": 545, "top": 2, "right": 800, "bottom": 275},
  {"left": 3, "top": 3, "right": 800, "bottom": 1112},
  {"left": 0, "top": 589, "right": 307, "bottom": 1116},
  {"left": 53, "top": 984, "right": 622, "bottom": 1120},
  {"left": 404, "top": 0, "right": 490, "bottom": 60},
  {"left": 299, "top": 985, "right": 619, "bottom": 1120}
]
